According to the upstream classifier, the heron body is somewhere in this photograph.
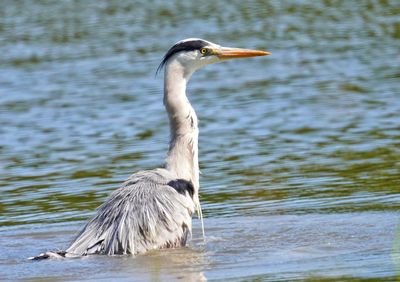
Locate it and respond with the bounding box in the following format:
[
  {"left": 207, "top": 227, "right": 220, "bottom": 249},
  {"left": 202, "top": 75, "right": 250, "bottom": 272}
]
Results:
[
  {"left": 31, "top": 38, "right": 269, "bottom": 259},
  {"left": 67, "top": 169, "right": 195, "bottom": 255}
]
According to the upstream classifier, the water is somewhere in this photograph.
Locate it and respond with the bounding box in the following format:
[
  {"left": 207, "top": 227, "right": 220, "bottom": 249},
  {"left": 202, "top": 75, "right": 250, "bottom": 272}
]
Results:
[{"left": 0, "top": 0, "right": 399, "bottom": 280}]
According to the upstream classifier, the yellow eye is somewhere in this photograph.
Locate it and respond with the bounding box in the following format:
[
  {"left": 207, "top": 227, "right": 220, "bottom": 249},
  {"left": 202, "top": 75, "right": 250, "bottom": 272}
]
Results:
[{"left": 200, "top": 48, "right": 207, "bottom": 55}]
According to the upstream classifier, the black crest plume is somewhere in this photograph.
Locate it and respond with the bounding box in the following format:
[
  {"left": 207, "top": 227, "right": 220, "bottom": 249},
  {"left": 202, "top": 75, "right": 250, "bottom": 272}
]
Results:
[{"left": 156, "top": 39, "right": 209, "bottom": 75}]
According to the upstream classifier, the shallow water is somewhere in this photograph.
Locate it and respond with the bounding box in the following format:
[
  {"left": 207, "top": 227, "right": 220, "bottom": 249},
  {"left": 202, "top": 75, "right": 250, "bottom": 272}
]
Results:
[
  {"left": 2, "top": 213, "right": 398, "bottom": 281},
  {"left": 1, "top": 0, "right": 399, "bottom": 281}
]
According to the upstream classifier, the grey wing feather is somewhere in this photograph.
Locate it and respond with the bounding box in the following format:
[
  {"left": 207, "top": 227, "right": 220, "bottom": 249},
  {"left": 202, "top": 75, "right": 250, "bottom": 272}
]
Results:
[{"left": 66, "top": 169, "right": 195, "bottom": 256}]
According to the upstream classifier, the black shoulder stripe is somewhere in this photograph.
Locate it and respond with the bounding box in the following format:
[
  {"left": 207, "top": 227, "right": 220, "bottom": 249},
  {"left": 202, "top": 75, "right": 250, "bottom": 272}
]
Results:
[{"left": 167, "top": 179, "right": 194, "bottom": 198}]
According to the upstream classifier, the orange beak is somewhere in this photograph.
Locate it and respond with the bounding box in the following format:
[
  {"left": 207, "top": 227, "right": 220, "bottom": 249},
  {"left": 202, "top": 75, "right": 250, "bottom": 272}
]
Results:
[{"left": 216, "top": 47, "right": 271, "bottom": 59}]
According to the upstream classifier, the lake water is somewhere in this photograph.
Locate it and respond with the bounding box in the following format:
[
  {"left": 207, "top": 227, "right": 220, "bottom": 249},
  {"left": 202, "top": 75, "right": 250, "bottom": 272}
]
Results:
[{"left": 1, "top": 1, "right": 399, "bottom": 281}]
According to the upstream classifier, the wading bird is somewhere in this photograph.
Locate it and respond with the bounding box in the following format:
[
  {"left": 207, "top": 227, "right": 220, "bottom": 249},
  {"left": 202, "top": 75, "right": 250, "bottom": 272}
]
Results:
[{"left": 31, "top": 38, "right": 270, "bottom": 259}]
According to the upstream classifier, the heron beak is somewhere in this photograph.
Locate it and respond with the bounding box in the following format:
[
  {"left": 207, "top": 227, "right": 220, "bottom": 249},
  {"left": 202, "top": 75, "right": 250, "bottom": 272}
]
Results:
[{"left": 216, "top": 47, "right": 271, "bottom": 59}]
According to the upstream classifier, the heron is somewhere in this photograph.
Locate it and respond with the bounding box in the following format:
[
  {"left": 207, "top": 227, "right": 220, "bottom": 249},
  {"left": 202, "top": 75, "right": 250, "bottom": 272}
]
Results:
[{"left": 30, "top": 38, "right": 270, "bottom": 259}]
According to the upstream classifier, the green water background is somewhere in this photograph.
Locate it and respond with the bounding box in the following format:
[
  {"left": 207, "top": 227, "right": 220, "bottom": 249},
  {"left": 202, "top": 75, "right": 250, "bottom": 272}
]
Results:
[{"left": 0, "top": 1, "right": 399, "bottom": 281}]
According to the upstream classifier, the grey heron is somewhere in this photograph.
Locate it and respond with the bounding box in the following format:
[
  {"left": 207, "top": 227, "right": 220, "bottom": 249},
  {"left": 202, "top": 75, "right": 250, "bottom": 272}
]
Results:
[{"left": 30, "top": 38, "right": 270, "bottom": 259}]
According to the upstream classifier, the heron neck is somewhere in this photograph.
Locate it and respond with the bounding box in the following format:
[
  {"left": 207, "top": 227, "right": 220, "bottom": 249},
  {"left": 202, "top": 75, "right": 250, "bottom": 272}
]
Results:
[{"left": 163, "top": 62, "right": 199, "bottom": 199}]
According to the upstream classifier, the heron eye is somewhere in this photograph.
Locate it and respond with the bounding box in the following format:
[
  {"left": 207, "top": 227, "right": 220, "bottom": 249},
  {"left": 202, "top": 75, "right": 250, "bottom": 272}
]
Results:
[{"left": 200, "top": 48, "right": 208, "bottom": 55}]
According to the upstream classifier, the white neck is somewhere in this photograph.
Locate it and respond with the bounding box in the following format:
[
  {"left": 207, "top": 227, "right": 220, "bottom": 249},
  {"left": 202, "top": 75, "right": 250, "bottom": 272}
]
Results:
[{"left": 163, "top": 59, "right": 200, "bottom": 204}]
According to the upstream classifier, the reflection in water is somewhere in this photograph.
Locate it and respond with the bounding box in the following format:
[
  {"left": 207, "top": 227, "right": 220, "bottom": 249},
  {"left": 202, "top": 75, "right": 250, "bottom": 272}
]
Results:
[{"left": 123, "top": 247, "right": 207, "bottom": 282}]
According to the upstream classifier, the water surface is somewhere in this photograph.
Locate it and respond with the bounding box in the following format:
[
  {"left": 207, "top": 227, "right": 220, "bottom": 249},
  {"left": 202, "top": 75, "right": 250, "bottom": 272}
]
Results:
[{"left": 1, "top": 0, "right": 399, "bottom": 281}]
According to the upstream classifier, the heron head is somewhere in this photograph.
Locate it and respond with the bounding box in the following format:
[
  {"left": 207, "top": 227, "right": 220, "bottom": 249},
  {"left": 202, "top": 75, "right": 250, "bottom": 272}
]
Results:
[{"left": 156, "top": 38, "right": 270, "bottom": 77}]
